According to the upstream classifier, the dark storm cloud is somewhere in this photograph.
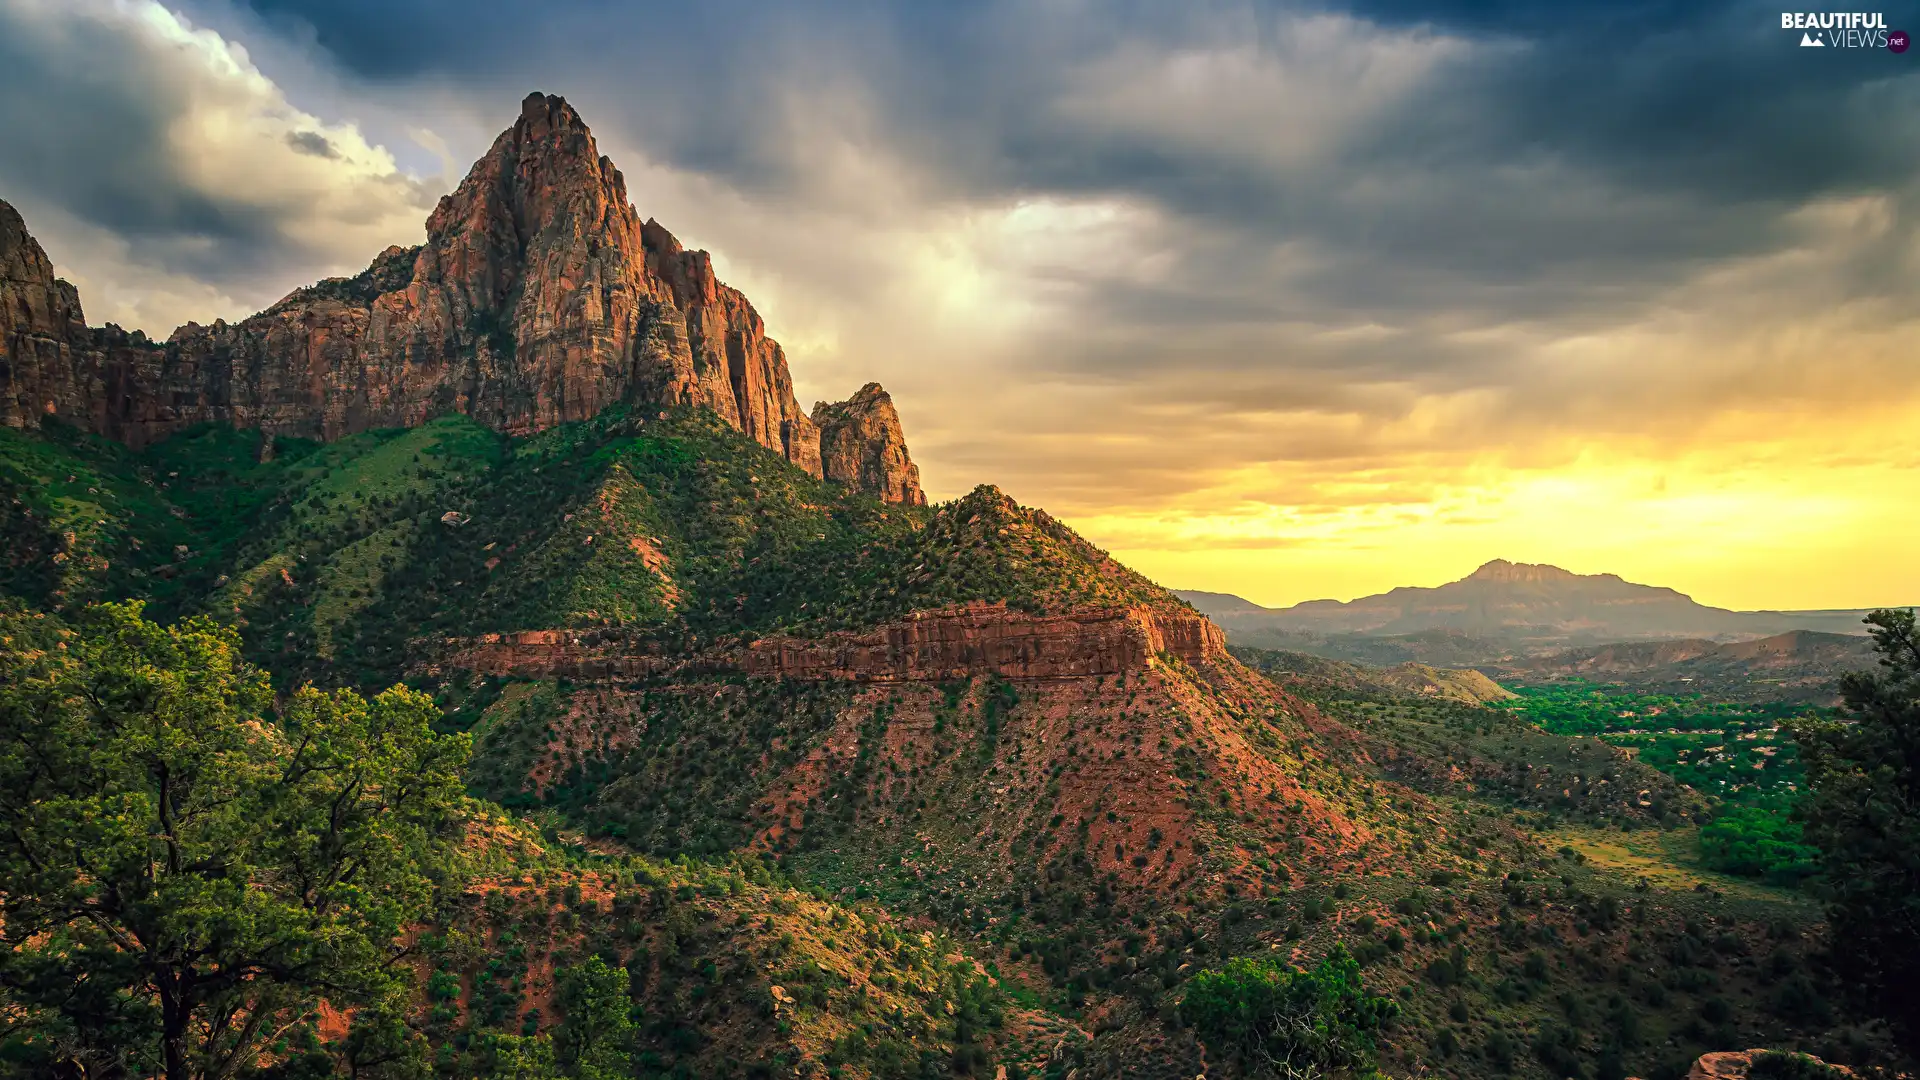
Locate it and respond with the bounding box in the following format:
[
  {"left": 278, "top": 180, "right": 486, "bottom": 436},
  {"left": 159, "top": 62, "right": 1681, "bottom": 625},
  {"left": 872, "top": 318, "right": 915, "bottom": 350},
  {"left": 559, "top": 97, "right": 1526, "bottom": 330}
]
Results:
[
  {"left": 224, "top": 0, "right": 1920, "bottom": 321},
  {"left": 0, "top": 9, "right": 279, "bottom": 274},
  {"left": 0, "top": 0, "right": 442, "bottom": 333},
  {"left": 286, "top": 130, "right": 341, "bottom": 158}
]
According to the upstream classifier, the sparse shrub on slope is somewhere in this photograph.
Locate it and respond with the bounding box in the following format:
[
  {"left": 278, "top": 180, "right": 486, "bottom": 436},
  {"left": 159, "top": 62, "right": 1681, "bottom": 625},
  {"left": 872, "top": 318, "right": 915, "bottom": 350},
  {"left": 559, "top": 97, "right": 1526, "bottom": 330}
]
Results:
[{"left": 1747, "top": 1050, "right": 1852, "bottom": 1079}]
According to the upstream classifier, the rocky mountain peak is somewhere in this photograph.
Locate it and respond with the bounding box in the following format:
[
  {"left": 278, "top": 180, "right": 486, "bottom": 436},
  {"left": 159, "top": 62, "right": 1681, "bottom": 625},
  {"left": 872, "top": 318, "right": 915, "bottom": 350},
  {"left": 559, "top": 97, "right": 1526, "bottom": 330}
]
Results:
[
  {"left": 0, "top": 93, "right": 950, "bottom": 495},
  {"left": 2, "top": 199, "right": 50, "bottom": 285},
  {"left": 1, "top": 199, "right": 84, "bottom": 334},
  {"left": 1466, "top": 558, "right": 1584, "bottom": 584},
  {"left": 811, "top": 382, "right": 925, "bottom": 505},
  {"left": 420, "top": 91, "right": 638, "bottom": 313}
]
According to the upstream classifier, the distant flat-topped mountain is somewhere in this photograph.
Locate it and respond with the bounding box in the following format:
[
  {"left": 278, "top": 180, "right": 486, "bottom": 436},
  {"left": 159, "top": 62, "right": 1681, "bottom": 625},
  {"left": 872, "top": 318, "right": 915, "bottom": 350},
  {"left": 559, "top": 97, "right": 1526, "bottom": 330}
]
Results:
[{"left": 1179, "top": 559, "right": 1885, "bottom": 644}]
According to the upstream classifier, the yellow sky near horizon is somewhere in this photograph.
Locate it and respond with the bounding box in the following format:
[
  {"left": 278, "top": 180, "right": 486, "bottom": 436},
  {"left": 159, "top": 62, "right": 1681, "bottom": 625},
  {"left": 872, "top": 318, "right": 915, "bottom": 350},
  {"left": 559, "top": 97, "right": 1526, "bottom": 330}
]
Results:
[
  {"left": 1030, "top": 396, "right": 1920, "bottom": 611},
  {"left": 1086, "top": 448, "right": 1920, "bottom": 612},
  {"left": 768, "top": 194, "right": 1920, "bottom": 616}
]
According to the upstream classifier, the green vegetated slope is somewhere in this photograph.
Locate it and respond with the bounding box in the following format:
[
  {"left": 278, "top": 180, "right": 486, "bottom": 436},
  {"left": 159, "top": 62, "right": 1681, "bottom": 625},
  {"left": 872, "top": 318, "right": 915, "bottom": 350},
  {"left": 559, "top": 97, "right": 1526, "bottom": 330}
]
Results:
[
  {"left": 1501, "top": 683, "right": 1815, "bottom": 804},
  {"left": 1232, "top": 644, "right": 1515, "bottom": 704},
  {"left": 410, "top": 841, "right": 1065, "bottom": 1080},
  {"left": 455, "top": 656, "right": 1855, "bottom": 1080},
  {"left": 0, "top": 413, "right": 1894, "bottom": 1080},
  {"left": 1257, "top": 646, "right": 1825, "bottom": 889},
  {"left": 1270, "top": 659, "right": 1827, "bottom": 888},
  {"left": 1213, "top": 668, "right": 1864, "bottom": 1078},
  {"left": 4, "top": 408, "right": 1189, "bottom": 686},
  {"left": 1496, "top": 682, "right": 1830, "bottom": 890},
  {"left": 0, "top": 421, "right": 228, "bottom": 612}
]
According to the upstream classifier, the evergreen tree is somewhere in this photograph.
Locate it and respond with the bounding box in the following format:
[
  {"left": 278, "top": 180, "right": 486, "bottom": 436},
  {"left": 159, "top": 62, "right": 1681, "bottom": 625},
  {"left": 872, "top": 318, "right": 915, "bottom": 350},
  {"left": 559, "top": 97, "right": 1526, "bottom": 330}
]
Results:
[
  {"left": 1788, "top": 608, "right": 1920, "bottom": 1059},
  {"left": 554, "top": 957, "right": 634, "bottom": 1080},
  {"left": 1180, "top": 943, "right": 1398, "bottom": 1079},
  {"left": 0, "top": 603, "right": 470, "bottom": 1080}
]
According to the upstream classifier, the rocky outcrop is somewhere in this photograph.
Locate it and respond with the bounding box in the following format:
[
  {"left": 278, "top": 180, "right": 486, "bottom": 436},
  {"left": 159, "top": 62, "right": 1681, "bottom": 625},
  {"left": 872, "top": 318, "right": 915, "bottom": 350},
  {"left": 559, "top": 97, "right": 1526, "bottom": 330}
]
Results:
[
  {"left": 1683, "top": 1050, "right": 1852, "bottom": 1079},
  {"left": 740, "top": 601, "right": 1224, "bottom": 680},
  {"left": 434, "top": 601, "right": 1228, "bottom": 681},
  {"left": 0, "top": 201, "right": 157, "bottom": 435},
  {"left": 812, "top": 382, "right": 924, "bottom": 505},
  {"left": 1, "top": 200, "right": 81, "bottom": 427},
  {"left": 1, "top": 93, "right": 854, "bottom": 480}
]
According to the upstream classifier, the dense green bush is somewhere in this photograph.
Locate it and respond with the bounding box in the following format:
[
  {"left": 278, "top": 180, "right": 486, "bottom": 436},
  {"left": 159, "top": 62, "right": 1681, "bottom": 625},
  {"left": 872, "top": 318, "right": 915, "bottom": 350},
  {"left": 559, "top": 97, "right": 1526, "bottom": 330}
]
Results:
[
  {"left": 0, "top": 602, "right": 469, "bottom": 1080},
  {"left": 1532, "top": 1022, "right": 1585, "bottom": 1080},
  {"left": 1697, "top": 805, "right": 1817, "bottom": 885},
  {"left": 1747, "top": 1050, "right": 1850, "bottom": 1079},
  {"left": 1181, "top": 944, "right": 1397, "bottom": 1078}
]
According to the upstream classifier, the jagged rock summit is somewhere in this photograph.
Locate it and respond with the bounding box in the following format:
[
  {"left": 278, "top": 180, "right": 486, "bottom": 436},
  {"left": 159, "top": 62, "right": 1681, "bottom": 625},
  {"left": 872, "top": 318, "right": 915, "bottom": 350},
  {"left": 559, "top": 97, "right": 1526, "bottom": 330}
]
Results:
[
  {"left": 812, "top": 382, "right": 924, "bottom": 506},
  {"left": 0, "top": 92, "right": 923, "bottom": 503}
]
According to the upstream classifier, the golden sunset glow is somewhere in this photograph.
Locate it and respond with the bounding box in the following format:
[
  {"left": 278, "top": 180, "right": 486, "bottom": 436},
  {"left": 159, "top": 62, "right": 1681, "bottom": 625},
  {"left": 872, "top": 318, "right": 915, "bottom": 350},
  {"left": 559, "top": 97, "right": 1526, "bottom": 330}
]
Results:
[{"left": 1092, "top": 441, "right": 1920, "bottom": 611}]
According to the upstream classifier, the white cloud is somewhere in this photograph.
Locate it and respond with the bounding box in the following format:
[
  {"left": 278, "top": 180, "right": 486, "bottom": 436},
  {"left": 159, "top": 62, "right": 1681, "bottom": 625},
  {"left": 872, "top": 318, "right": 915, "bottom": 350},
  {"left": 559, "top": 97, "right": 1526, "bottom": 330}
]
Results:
[
  {"left": 1050, "top": 15, "right": 1487, "bottom": 176},
  {"left": 0, "top": 0, "right": 447, "bottom": 332}
]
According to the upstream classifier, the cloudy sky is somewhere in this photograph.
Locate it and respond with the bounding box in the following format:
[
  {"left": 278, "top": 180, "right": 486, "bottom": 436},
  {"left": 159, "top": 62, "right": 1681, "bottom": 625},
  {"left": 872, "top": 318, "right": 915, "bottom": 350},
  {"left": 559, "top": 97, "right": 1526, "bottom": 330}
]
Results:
[{"left": 4, "top": 0, "right": 1919, "bottom": 610}]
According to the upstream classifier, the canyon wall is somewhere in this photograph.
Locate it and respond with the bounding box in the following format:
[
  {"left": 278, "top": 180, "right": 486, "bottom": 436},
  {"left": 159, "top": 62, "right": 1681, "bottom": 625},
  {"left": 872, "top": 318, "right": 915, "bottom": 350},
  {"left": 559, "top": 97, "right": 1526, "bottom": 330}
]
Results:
[{"left": 435, "top": 601, "right": 1227, "bottom": 681}]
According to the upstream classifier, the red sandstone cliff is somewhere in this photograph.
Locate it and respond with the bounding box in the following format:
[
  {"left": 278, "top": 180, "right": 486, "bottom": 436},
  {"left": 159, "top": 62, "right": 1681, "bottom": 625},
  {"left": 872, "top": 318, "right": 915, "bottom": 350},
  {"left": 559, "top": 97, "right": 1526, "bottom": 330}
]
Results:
[
  {"left": 0, "top": 94, "right": 923, "bottom": 501},
  {"left": 812, "top": 382, "right": 925, "bottom": 506},
  {"left": 435, "top": 601, "right": 1227, "bottom": 682},
  {"left": 0, "top": 201, "right": 156, "bottom": 436}
]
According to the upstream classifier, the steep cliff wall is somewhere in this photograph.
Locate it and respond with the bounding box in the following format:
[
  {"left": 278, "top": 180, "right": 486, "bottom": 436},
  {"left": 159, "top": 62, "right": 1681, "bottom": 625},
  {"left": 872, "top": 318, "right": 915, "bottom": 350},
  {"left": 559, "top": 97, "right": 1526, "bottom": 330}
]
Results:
[
  {"left": 0, "top": 202, "right": 160, "bottom": 437},
  {"left": 435, "top": 601, "right": 1227, "bottom": 681}
]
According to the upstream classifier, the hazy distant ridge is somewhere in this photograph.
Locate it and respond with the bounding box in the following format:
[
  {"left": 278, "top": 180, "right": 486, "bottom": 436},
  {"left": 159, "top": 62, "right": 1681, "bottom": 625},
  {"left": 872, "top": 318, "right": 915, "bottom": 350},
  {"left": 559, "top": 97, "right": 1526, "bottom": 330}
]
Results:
[{"left": 1179, "top": 559, "right": 1890, "bottom": 642}]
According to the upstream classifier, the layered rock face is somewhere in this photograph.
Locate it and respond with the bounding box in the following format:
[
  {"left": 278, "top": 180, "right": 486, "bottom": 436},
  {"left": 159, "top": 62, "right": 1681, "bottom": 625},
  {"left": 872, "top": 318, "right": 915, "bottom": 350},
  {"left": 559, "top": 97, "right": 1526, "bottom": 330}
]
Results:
[
  {"left": 436, "top": 601, "right": 1227, "bottom": 681},
  {"left": 0, "top": 202, "right": 156, "bottom": 436},
  {"left": 0, "top": 93, "right": 925, "bottom": 502},
  {"left": 812, "top": 382, "right": 925, "bottom": 505},
  {"left": 0, "top": 201, "right": 82, "bottom": 427}
]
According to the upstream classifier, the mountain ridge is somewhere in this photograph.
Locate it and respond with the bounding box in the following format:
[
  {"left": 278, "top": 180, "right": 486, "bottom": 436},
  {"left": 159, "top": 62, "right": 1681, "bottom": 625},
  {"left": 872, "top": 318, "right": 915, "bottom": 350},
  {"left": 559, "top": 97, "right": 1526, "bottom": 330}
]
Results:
[
  {"left": 0, "top": 92, "right": 923, "bottom": 504},
  {"left": 1180, "top": 558, "right": 1890, "bottom": 643},
  {"left": 1493, "top": 628, "right": 1876, "bottom": 702}
]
